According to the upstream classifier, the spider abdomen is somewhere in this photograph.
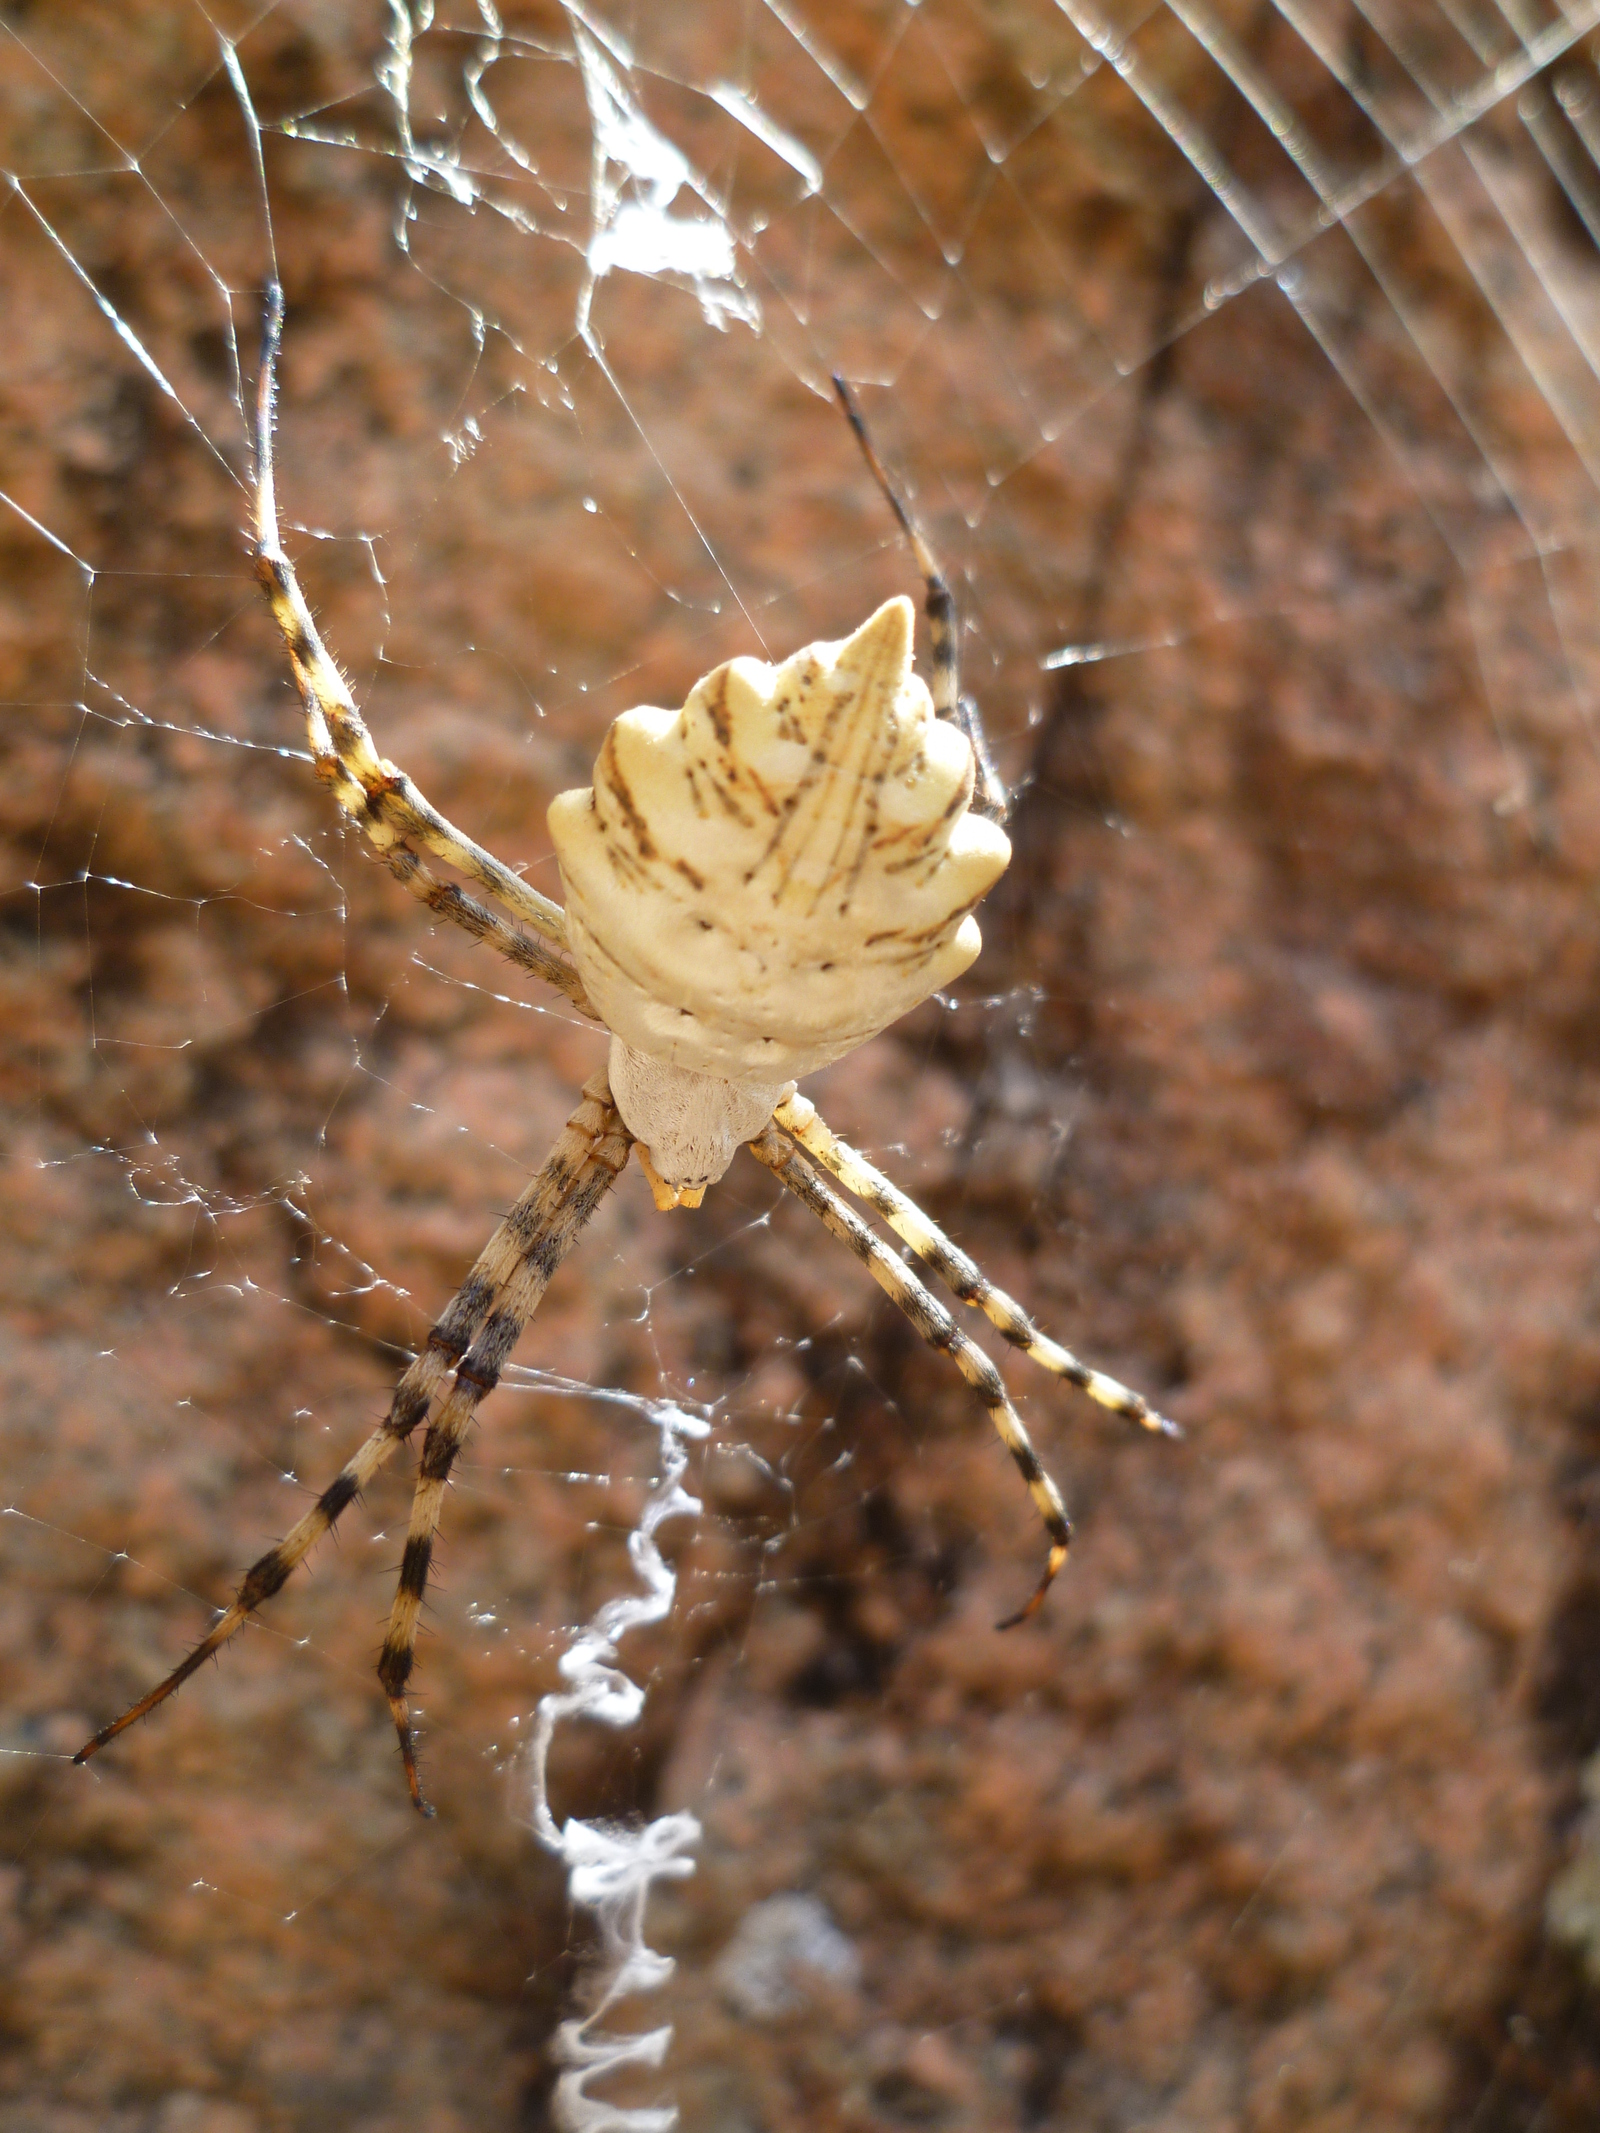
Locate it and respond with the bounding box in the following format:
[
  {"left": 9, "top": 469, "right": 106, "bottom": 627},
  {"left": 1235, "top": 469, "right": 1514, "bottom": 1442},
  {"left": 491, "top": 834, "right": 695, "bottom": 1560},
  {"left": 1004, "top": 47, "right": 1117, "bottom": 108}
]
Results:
[{"left": 548, "top": 597, "right": 1011, "bottom": 1094}]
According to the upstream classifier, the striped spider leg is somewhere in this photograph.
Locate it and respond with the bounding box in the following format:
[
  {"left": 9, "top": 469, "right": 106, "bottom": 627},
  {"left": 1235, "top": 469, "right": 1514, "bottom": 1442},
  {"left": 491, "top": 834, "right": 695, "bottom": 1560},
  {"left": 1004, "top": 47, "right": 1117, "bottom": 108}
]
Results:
[
  {"left": 833, "top": 374, "right": 1007, "bottom": 822},
  {"left": 749, "top": 1122, "right": 1071, "bottom": 1627},
  {"left": 78, "top": 1072, "right": 631, "bottom": 1814},
  {"left": 773, "top": 1093, "right": 1178, "bottom": 1441},
  {"left": 252, "top": 281, "right": 592, "bottom": 1014}
]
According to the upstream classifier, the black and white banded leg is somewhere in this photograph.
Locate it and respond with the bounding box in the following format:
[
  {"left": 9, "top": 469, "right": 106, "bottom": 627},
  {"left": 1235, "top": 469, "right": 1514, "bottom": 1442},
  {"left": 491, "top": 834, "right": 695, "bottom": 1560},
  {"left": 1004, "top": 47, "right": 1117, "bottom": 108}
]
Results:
[
  {"left": 377, "top": 1075, "right": 631, "bottom": 1812},
  {"left": 252, "top": 284, "right": 593, "bottom": 1013},
  {"left": 773, "top": 1093, "right": 1178, "bottom": 1439},
  {"left": 749, "top": 1123, "right": 1071, "bottom": 1627},
  {"left": 833, "top": 374, "right": 1007, "bottom": 822},
  {"left": 78, "top": 1072, "right": 631, "bottom": 1812}
]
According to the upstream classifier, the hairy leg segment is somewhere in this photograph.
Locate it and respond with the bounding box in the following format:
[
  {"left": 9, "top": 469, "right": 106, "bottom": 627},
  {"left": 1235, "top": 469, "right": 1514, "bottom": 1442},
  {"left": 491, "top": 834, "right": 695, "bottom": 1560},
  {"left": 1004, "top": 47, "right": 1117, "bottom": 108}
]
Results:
[{"left": 77, "top": 1072, "right": 631, "bottom": 1814}]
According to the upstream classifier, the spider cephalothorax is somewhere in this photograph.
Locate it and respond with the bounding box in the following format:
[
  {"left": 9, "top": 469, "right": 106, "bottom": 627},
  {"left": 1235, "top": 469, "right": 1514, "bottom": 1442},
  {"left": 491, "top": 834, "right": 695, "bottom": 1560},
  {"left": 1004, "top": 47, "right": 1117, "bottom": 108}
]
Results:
[{"left": 76, "top": 288, "right": 1174, "bottom": 1814}]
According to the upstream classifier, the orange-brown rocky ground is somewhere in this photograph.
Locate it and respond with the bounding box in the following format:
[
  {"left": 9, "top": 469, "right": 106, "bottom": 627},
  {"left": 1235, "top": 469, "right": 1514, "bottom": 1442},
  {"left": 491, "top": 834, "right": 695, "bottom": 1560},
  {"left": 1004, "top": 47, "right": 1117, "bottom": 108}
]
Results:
[{"left": 6, "top": 3, "right": 1600, "bottom": 2129}]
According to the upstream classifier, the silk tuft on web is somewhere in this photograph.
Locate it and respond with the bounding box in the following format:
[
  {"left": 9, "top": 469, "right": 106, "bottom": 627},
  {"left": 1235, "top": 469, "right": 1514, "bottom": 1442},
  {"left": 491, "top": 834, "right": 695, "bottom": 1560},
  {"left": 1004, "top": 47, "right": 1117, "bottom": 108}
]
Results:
[{"left": 5, "top": 2, "right": 1600, "bottom": 2128}]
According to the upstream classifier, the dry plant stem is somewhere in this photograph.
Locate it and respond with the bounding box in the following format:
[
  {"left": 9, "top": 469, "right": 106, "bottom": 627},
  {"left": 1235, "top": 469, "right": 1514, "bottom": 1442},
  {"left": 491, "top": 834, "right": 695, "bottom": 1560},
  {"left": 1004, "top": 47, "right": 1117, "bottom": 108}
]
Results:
[
  {"left": 251, "top": 283, "right": 593, "bottom": 1014},
  {"left": 748, "top": 1123, "right": 1071, "bottom": 1627},
  {"left": 774, "top": 1094, "right": 1178, "bottom": 1438},
  {"left": 77, "top": 1072, "right": 632, "bottom": 1814}
]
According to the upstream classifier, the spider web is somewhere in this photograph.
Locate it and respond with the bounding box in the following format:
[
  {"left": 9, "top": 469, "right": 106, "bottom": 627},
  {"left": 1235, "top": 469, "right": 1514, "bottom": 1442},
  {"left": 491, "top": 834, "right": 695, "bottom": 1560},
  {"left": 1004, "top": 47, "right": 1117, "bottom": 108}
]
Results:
[{"left": 6, "top": 1, "right": 1600, "bottom": 2127}]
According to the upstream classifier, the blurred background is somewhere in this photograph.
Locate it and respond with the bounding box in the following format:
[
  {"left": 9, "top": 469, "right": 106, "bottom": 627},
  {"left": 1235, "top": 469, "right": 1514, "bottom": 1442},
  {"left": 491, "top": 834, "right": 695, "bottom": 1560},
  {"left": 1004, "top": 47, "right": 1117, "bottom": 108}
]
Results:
[{"left": 6, "top": 1, "right": 1600, "bottom": 2126}]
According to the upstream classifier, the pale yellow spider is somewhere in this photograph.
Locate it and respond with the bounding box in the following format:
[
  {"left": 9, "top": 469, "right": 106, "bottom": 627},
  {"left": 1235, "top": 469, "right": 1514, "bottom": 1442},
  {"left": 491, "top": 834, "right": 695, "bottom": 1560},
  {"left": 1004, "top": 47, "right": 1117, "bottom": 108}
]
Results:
[{"left": 77, "top": 286, "right": 1174, "bottom": 1814}]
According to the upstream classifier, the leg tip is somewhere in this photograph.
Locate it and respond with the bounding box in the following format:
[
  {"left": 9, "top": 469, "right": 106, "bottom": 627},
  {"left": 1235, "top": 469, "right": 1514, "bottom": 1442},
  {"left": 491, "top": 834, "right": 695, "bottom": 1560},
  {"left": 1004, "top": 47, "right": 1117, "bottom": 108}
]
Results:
[
  {"left": 995, "top": 1539, "right": 1070, "bottom": 1631},
  {"left": 391, "top": 1699, "right": 435, "bottom": 1818}
]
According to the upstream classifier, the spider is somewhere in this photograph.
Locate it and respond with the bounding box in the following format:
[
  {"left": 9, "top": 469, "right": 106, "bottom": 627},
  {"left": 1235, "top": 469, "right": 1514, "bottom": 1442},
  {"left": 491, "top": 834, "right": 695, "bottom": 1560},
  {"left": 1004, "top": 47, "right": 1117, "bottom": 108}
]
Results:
[{"left": 76, "top": 286, "right": 1176, "bottom": 1814}]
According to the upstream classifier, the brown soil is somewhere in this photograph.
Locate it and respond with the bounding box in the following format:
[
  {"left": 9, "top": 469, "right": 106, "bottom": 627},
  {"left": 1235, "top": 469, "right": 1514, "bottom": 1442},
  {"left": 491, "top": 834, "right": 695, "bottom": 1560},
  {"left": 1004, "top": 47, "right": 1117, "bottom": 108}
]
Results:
[{"left": 5, "top": 4, "right": 1600, "bottom": 2130}]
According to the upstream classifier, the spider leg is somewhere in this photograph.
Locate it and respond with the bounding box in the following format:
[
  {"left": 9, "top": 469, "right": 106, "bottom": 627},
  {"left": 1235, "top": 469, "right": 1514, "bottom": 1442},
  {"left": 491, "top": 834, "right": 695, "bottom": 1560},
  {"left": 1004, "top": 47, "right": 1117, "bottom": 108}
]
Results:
[
  {"left": 773, "top": 1094, "right": 1178, "bottom": 1439},
  {"left": 833, "top": 374, "right": 1007, "bottom": 822},
  {"left": 75, "top": 1072, "right": 629, "bottom": 1794},
  {"left": 251, "top": 284, "right": 593, "bottom": 1012},
  {"left": 748, "top": 1123, "right": 1070, "bottom": 1629},
  {"left": 377, "top": 1071, "right": 631, "bottom": 1814}
]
